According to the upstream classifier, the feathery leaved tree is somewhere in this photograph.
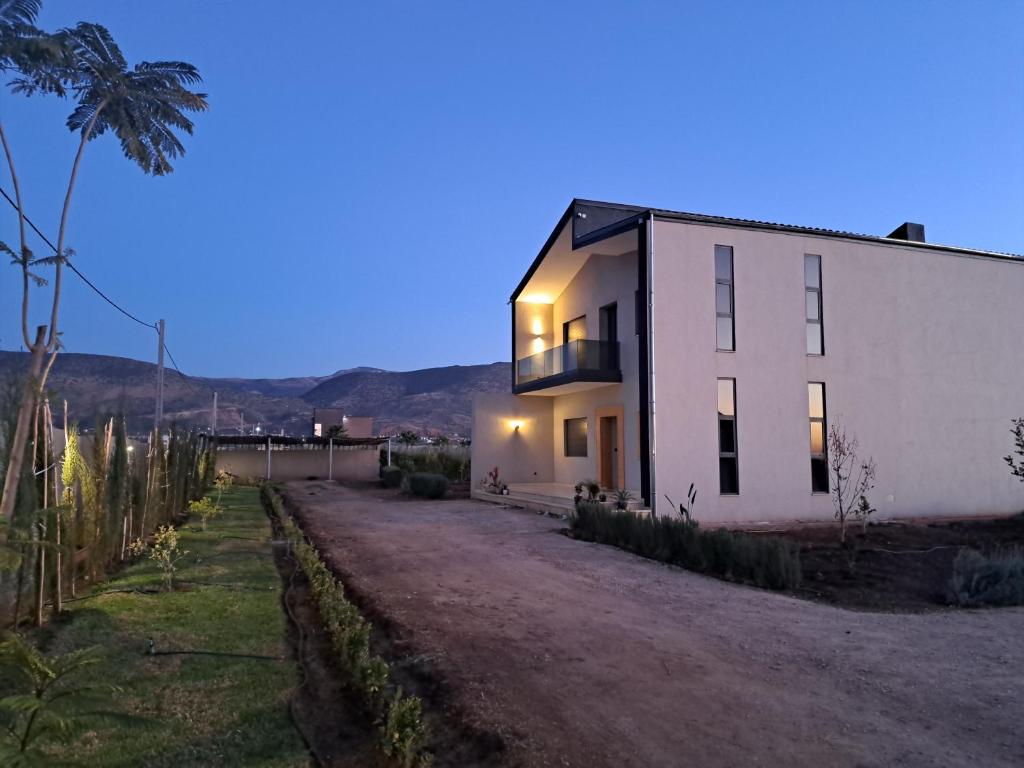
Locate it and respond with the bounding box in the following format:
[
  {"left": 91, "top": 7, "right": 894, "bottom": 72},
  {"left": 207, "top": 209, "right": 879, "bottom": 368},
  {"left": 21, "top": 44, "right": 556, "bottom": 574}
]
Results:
[{"left": 0, "top": 4, "right": 207, "bottom": 522}]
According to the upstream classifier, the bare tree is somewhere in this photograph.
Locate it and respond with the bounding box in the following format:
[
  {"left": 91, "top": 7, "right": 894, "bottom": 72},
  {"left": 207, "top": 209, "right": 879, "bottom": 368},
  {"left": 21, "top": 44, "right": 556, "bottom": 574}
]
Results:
[{"left": 827, "top": 423, "right": 876, "bottom": 543}]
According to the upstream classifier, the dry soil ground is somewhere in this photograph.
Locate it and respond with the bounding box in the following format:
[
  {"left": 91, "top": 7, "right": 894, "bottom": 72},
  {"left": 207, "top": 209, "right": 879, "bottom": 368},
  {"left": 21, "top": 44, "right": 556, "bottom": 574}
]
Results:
[{"left": 282, "top": 481, "right": 1024, "bottom": 768}]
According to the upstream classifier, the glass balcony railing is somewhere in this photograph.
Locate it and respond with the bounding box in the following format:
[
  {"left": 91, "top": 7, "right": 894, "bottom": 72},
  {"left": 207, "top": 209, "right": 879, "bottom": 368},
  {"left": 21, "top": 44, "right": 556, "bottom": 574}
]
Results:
[{"left": 516, "top": 339, "right": 620, "bottom": 386}]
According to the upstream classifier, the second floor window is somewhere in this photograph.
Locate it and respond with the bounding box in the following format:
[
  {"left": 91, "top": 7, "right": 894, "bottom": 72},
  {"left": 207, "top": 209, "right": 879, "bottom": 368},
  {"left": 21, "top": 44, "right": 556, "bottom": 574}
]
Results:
[
  {"left": 563, "top": 315, "right": 586, "bottom": 344},
  {"left": 715, "top": 245, "right": 734, "bottom": 351},
  {"left": 805, "top": 254, "right": 823, "bottom": 355}
]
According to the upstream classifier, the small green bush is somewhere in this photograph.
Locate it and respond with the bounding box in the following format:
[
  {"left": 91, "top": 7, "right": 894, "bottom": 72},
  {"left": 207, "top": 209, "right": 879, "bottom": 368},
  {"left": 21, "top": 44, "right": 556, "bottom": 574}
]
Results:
[
  {"left": 948, "top": 547, "right": 1024, "bottom": 607},
  {"left": 403, "top": 473, "right": 449, "bottom": 500},
  {"left": 260, "top": 484, "right": 430, "bottom": 763},
  {"left": 381, "top": 466, "right": 404, "bottom": 488},
  {"left": 571, "top": 502, "right": 801, "bottom": 590}
]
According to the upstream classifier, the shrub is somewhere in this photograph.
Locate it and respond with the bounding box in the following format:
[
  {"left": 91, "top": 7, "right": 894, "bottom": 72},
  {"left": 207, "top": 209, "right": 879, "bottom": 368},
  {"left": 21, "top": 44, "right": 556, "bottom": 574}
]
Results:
[
  {"left": 259, "top": 484, "right": 430, "bottom": 764},
  {"left": 149, "top": 525, "right": 188, "bottom": 590},
  {"left": 188, "top": 497, "right": 220, "bottom": 531},
  {"left": 381, "top": 466, "right": 404, "bottom": 488},
  {"left": 571, "top": 502, "right": 801, "bottom": 590},
  {"left": 948, "top": 547, "right": 1024, "bottom": 607},
  {"left": 403, "top": 473, "right": 449, "bottom": 500}
]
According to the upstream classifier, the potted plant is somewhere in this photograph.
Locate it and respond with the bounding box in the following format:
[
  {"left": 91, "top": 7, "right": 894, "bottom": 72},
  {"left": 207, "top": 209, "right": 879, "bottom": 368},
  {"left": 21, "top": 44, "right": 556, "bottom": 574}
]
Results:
[
  {"left": 573, "top": 493, "right": 582, "bottom": 505},
  {"left": 500, "top": 482, "right": 510, "bottom": 496},
  {"left": 598, "top": 492, "right": 607, "bottom": 503},
  {"left": 574, "top": 482, "right": 583, "bottom": 495},
  {"left": 584, "top": 479, "right": 600, "bottom": 501},
  {"left": 482, "top": 466, "right": 501, "bottom": 494},
  {"left": 614, "top": 488, "right": 633, "bottom": 511}
]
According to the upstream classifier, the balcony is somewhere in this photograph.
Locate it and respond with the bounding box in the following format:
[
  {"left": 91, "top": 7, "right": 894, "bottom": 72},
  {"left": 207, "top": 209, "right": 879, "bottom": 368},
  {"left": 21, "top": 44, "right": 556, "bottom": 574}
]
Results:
[{"left": 514, "top": 339, "right": 621, "bottom": 395}]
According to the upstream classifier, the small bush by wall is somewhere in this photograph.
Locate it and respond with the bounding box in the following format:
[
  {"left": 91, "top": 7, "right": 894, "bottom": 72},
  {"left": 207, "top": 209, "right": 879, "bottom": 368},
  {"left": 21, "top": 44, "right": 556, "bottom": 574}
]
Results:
[
  {"left": 948, "top": 547, "right": 1024, "bottom": 607},
  {"left": 571, "top": 502, "right": 801, "bottom": 590},
  {"left": 380, "top": 446, "right": 470, "bottom": 482},
  {"left": 381, "top": 466, "right": 404, "bottom": 488},
  {"left": 403, "top": 473, "right": 449, "bottom": 500}
]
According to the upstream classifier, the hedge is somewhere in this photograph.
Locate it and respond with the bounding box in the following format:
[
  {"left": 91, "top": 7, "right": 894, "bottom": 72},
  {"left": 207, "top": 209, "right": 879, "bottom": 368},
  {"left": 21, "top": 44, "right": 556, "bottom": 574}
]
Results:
[{"left": 571, "top": 501, "right": 801, "bottom": 590}]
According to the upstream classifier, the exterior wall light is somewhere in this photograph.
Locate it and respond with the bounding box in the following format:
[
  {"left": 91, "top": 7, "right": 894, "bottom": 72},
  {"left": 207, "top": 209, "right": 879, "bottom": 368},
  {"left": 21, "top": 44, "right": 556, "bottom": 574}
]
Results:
[{"left": 510, "top": 420, "right": 524, "bottom": 432}]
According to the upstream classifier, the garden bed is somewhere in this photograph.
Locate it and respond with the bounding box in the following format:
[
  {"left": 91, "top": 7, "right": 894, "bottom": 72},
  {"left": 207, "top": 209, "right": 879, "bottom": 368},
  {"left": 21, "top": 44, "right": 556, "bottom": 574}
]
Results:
[
  {"left": 2, "top": 486, "right": 308, "bottom": 766},
  {"left": 776, "top": 514, "right": 1024, "bottom": 611}
]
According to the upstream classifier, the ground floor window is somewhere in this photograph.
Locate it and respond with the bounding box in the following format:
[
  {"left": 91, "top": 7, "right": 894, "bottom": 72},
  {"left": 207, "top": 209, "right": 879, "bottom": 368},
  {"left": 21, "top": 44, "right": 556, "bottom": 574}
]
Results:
[
  {"left": 809, "top": 382, "right": 829, "bottom": 492},
  {"left": 718, "top": 378, "right": 738, "bottom": 494},
  {"left": 564, "top": 417, "right": 587, "bottom": 457}
]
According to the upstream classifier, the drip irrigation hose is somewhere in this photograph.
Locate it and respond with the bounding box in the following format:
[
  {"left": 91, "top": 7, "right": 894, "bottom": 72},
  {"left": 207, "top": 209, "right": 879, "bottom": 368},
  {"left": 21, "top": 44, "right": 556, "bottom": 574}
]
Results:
[{"left": 145, "top": 639, "right": 282, "bottom": 661}]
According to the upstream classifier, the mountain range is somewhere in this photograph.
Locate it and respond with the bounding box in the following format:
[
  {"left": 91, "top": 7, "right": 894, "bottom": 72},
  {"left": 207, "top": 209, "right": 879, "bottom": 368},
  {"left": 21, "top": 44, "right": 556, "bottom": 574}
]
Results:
[{"left": 0, "top": 351, "right": 510, "bottom": 437}]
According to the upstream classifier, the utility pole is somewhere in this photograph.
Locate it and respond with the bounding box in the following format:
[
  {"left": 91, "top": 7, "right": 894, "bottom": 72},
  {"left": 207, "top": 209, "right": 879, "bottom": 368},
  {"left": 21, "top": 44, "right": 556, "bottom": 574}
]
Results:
[
  {"left": 211, "top": 391, "right": 218, "bottom": 434},
  {"left": 154, "top": 319, "right": 165, "bottom": 433}
]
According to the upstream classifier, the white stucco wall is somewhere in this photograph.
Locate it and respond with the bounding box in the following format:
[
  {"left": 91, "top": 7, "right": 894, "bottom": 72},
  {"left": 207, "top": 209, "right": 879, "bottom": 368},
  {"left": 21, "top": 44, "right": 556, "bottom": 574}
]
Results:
[
  {"left": 548, "top": 251, "right": 642, "bottom": 490},
  {"left": 471, "top": 392, "right": 554, "bottom": 490},
  {"left": 650, "top": 218, "right": 1024, "bottom": 523}
]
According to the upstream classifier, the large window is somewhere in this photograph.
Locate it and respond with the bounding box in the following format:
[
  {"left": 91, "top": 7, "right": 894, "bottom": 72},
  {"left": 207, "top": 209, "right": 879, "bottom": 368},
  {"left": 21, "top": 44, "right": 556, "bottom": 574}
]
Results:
[
  {"left": 564, "top": 417, "right": 588, "bottom": 457},
  {"left": 718, "top": 378, "right": 738, "bottom": 494},
  {"left": 805, "top": 254, "right": 823, "bottom": 355},
  {"left": 808, "top": 382, "right": 828, "bottom": 492},
  {"left": 715, "top": 245, "right": 735, "bottom": 351}
]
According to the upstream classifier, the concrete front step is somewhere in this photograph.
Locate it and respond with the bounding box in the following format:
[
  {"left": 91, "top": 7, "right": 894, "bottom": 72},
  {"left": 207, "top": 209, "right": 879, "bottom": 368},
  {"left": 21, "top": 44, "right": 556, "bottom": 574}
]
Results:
[
  {"left": 474, "top": 488, "right": 646, "bottom": 517},
  {"left": 473, "top": 489, "right": 573, "bottom": 516}
]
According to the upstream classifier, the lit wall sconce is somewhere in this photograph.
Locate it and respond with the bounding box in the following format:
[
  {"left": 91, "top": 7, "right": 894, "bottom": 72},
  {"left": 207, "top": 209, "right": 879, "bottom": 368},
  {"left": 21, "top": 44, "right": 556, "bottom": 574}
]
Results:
[
  {"left": 530, "top": 336, "right": 545, "bottom": 355},
  {"left": 531, "top": 318, "right": 544, "bottom": 335},
  {"left": 509, "top": 419, "right": 524, "bottom": 432}
]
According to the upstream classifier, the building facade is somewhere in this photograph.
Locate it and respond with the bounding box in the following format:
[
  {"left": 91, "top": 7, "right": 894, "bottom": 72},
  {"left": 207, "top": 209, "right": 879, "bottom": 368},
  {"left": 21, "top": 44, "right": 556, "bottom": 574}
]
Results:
[{"left": 471, "top": 199, "right": 1024, "bottom": 523}]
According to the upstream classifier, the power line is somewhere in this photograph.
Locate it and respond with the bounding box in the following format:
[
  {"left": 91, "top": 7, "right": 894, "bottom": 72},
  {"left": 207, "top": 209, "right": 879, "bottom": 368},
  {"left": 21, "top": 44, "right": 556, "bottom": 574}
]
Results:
[
  {"left": 163, "top": 341, "right": 202, "bottom": 392},
  {"left": 1, "top": 185, "right": 205, "bottom": 395},
  {"left": 0, "top": 186, "right": 158, "bottom": 330}
]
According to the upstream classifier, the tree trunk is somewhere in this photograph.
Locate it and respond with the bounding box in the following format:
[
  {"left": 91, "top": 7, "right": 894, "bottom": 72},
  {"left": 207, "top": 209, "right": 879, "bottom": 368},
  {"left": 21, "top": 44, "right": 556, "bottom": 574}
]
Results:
[
  {"left": 0, "top": 327, "right": 47, "bottom": 521},
  {"left": 33, "top": 521, "right": 44, "bottom": 627}
]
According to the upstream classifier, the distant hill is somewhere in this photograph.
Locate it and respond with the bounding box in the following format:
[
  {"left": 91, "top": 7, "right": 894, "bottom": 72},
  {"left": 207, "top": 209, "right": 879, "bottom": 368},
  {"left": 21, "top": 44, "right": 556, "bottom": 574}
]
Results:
[
  {"left": 0, "top": 351, "right": 508, "bottom": 436},
  {"left": 302, "top": 363, "right": 510, "bottom": 436}
]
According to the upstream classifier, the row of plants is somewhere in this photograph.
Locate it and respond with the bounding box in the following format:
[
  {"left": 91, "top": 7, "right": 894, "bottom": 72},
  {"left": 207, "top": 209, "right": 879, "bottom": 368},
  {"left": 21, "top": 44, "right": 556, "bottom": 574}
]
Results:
[
  {"left": 381, "top": 445, "right": 470, "bottom": 482},
  {"left": 571, "top": 500, "right": 802, "bottom": 590},
  {"left": 0, "top": 380, "right": 216, "bottom": 628},
  {"left": 261, "top": 484, "right": 432, "bottom": 767}
]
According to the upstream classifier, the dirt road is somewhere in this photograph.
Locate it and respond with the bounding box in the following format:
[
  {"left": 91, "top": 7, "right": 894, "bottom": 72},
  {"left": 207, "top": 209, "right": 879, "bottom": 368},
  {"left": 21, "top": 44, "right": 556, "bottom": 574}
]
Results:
[{"left": 282, "top": 481, "right": 1024, "bottom": 768}]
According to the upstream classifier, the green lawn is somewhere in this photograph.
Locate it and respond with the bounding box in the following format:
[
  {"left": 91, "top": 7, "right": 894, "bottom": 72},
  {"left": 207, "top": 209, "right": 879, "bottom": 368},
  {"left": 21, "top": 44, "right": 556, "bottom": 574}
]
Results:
[{"left": 31, "top": 486, "right": 309, "bottom": 767}]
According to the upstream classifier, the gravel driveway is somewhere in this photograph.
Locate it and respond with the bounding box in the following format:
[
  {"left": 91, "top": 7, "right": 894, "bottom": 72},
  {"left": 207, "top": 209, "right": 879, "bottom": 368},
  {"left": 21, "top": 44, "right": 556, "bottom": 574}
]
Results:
[{"left": 283, "top": 481, "right": 1024, "bottom": 768}]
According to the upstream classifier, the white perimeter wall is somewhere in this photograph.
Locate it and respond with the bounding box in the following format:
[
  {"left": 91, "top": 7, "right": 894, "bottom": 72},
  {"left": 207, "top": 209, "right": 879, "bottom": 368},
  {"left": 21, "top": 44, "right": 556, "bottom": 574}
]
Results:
[{"left": 651, "top": 218, "right": 1024, "bottom": 523}]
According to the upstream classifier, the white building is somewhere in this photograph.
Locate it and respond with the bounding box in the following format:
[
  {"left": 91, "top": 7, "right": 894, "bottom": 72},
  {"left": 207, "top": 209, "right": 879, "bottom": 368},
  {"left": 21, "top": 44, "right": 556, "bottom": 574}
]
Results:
[{"left": 472, "top": 199, "right": 1024, "bottom": 523}]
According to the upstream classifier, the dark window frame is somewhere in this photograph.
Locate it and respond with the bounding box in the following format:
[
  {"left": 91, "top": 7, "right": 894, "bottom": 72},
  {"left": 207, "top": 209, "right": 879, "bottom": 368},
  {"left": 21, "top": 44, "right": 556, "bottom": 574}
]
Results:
[
  {"left": 805, "top": 254, "right": 824, "bottom": 356},
  {"left": 563, "top": 315, "right": 586, "bottom": 344},
  {"left": 715, "top": 245, "right": 735, "bottom": 352},
  {"left": 564, "top": 417, "right": 588, "bottom": 457},
  {"left": 808, "top": 382, "right": 829, "bottom": 493},
  {"left": 718, "top": 378, "right": 739, "bottom": 494}
]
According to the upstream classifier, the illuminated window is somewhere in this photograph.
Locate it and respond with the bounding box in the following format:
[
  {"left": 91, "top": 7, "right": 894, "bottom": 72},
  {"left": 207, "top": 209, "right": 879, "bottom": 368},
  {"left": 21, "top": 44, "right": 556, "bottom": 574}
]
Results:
[
  {"left": 564, "top": 418, "right": 587, "bottom": 457},
  {"left": 805, "top": 255, "right": 823, "bottom": 355},
  {"left": 808, "top": 382, "right": 828, "bottom": 492},
  {"left": 715, "top": 245, "right": 734, "bottom": 351},
  {"left": 563, "top": 315, "right": 586, "bottom": 343},
  {"left": 718, "top": 378, "right": 738, "bottom": 494}
]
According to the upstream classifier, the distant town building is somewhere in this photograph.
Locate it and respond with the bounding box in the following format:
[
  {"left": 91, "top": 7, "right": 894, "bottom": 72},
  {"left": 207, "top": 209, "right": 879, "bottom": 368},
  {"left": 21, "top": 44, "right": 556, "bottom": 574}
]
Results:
[{"left": 312, "top": 408, "right": 374, "bottom": 438}]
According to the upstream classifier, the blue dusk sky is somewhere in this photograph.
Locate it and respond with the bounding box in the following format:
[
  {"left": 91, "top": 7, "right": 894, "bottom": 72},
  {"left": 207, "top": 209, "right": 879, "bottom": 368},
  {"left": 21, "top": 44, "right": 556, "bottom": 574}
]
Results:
[{"left": 1, "top": 1, "right": 1021, "bottom": 378}]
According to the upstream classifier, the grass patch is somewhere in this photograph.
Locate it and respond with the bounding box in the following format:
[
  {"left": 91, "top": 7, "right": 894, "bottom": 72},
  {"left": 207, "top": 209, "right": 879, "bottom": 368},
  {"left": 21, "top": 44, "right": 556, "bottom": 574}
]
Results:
[
  {"left": 10, "top": 486, "right": 308, "bottom": 767},
  {"left": 571, "top": 502, "right": 801, "bottom": 590}
]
